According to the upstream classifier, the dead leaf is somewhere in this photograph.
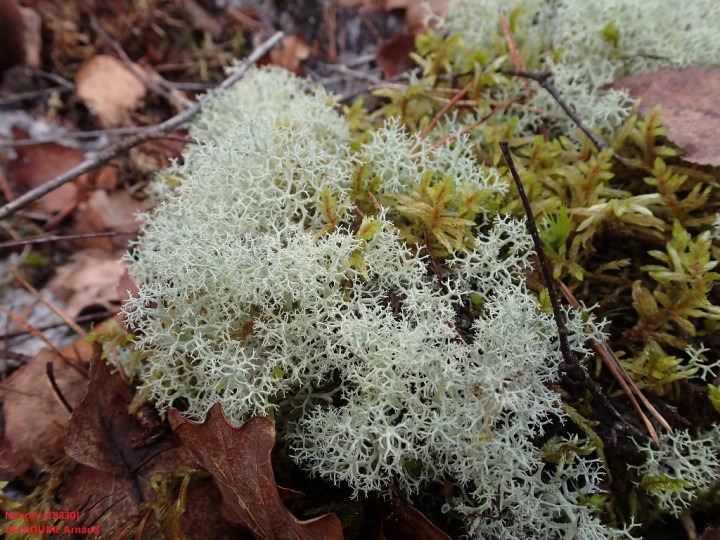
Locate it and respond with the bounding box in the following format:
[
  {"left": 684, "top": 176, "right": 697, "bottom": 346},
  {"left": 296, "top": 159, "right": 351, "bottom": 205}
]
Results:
[
  {"left": 76, "top": 55, "right": 146, "bottom": 127},
  {"left": 380, "top": 490, "right": 451, "bottom": 540},
  {"left": 7, "top": 141, "right": 85, "bottom": 215},
  {"left": 377, "top": 33, "right": 416, "bottom": 79},
  {"left": 0, "top": 340, "right": 90, "bottom": 479},
  {"left": 169, "top": 404, "right": 344, "bottom": 540},
  {"left": 64, "top": 354, "right": 175, "bottom": 476},
  {"left": 269, "top": 35, "right": 311, "bottom": 74},
  {"left": 402, "top": 0, "right": 450, "bottom": 30},
  {"left": 48, "top": 250, "right": 127, "bottom": 317},
  {"left": 611, "top": 66, "right": 720, "bottom": 166},
  {"left": 62, "top": 357, "right": 190, "bottom": 532}
]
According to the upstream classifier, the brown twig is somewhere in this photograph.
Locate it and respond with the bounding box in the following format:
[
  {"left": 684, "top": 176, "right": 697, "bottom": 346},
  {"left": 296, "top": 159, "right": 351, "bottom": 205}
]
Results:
[
  {"left": 556, "top": 280, "right": 669, "bottom": 443},
  {"left": 0, "top": 31, "right": 284, "bottom": 222},
  {"left": 46, "top": 361, "right": 74, "bottom": 413},
  {"left": 0, "top": 305, "right": 88, "bottom": 377},
  {"left": 499, "top": 142, "right": 639, "bottom": 436},
  {"left": 7, "top": 266, "right": 87, "bottom": 337},
  {"left": 0, "top": 310, "right": 115, "bottom": 340},
  {"left": 420, "top": 80, "right": 473, "bottom": 140},
  {"left": 500, "top": 68, "right": 628, "bottom": 166},
  {"left": 0, "top": 230, "right": 134, "bottom": 250},
  {"left": 430, "top": 98, "right": 516, "bottom": 151}
]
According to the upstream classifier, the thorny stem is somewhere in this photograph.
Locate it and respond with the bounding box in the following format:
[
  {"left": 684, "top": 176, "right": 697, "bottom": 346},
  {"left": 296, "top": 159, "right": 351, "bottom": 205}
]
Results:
[
  {"left": 499, "top": 142, "right": 642, "bottom": 438},
  {"left": 0, "top": 31, "right": 284, "bottom": 222}
]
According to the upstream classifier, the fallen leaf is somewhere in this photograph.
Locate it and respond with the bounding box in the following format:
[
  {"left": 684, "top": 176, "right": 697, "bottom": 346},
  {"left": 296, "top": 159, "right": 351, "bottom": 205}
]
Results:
[
  {"left": 611, "top": 66, "right": 720, "bottom": 166},
  {"left": 48, "top": 250, "right": 127, "bottom": 317},
  {"left": 0, "top": 340, "right": 91, "bottom": 479},
  {"left": 380, "top": 490, "right": 451, "bottom": 540},
  {"left": 401, "top": 0, "right": 450, "bottom": 30},
  {"left": 67, "top": 189, "right": 147, "bottom": 251},
  {"left": 169, "top": 404, "right": 344, "bottom": 540},
  {"left": 62, "top": 356, "right": 192, "bottom": 532},
  {"left": 7, "top": 141, "right": 85, "bottom": 215},
  {"left": 269, "top": 35, "right": 311, "bottom": 74},
  {"left": 377, "top": 33, "right": 416, "bottom": 78},
  {"left": 76, "top": 55, "right": 146, "bottom": 127},
  {"left": 64, "top": 354, "right": 175, "bottom": 476}
]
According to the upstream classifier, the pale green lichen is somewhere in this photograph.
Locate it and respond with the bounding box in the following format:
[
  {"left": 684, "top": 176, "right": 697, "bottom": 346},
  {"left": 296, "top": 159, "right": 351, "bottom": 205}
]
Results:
[
  {"left": 123, "top": 67, "right": 631, "bottom": 539},
  {"left": 441, "top": 0, "right": 720, "bottom": 134}
]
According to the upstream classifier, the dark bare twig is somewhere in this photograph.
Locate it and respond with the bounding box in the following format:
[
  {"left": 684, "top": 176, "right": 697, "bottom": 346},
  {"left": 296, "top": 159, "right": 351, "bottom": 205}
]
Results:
[
  {"left": 0, "top": 31, "right": 284, "bottom": 222},
  {"left": 0, "top": 310, "right": 115, "bottom": 340},
  {"left": 0, "top": 231, "right": 135, "bottom": 249},
  {"left": 500, "top": 68, "right": 628, "bottom": 166},
  {"left": 46, "top": 362, "right": 74, "bottom": 413},
  {"left": 499, "top": 141, "right": 642, "bottom": 438}
]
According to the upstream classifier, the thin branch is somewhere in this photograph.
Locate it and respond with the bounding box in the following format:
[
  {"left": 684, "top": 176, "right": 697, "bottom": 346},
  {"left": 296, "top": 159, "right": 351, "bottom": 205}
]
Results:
[
  {"left": 0, "top": 31, "right": 284, "bottom": 222},
  {"left": 0, "top": 231, "right": 134, "bottom": 250},
  {"left": 499, "top": 141, "right": 638, "bottom": 435},
  {"left": 500, "top": 68, "right": 628, "bottom": 166},
  {"left": 420, "top": 80, "right": 473, "bottom": 140},
  {"left": 8, "top": 266, "right": 87, "bottom": 337}
]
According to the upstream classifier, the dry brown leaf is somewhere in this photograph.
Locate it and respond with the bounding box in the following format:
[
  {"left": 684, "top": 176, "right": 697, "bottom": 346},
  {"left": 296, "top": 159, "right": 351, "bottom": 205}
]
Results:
[
  {"left": 269, "top": 35, "right": 311, "bottom": 74},
  {"left": 48, "top": 250, "right": 127, "bottom": 317},
  {"left": 380, "top": 490, "right": 451, "bottom": 540},
  {"left": 169, "top": 404, "right": 344, "bottom": 540},
  {"left": 64, "top": 355, "right": 176, "bottom": 476},
  {"left": 403, "top": 0, "right": 449, "bottom": 30},
  {"left": 7, "top": 141, "right": 85, "bottom": 214},
  {"left": 611, "top": 66, "right": 720, "bottom": 166},
  {"left": 75, "top": 55, "right": 147, "bottom": 127},
  {"left": 62, "top": 357, "right": 195, "bottom": 533},
  {"left": 68, "top": 188, "right": 148, "bottom": 251},
  {"left": 377, "top": 33, "right": 417, "bottom": 78},
  {"left": 0, "top": 340, "right": 90, "bottom": 479}
]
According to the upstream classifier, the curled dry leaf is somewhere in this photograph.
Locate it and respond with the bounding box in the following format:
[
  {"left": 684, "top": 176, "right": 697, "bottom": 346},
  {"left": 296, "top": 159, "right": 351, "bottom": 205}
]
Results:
[
  {"left": 48, "top": 249, "right": 127, "bottom": 318},
  {"left": 75, "top": 55, "right": 147, "bottom": 127},
  {"left": 169, "top": 404, "right": 344, "bottom": 540},
  {"left": 0, "top": 339, "right": 91, "bottom": 479},
  {"left": 611, "top": 66, "right": 720, "bottom": 166}
]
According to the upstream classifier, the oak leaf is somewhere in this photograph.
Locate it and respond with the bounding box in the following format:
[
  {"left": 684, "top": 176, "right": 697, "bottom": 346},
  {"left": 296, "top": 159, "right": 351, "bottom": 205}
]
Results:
[{"left": 169, "top": 404, "right": 343, "bottom": 540}]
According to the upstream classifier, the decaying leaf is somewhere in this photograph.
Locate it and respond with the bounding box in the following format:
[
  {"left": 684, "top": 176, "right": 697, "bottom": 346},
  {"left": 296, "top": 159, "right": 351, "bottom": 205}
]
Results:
[
  {"left": 75, "top": 54, "right": 146, "bottom": 127},
  {"left": 0, "top": 340, "right": 90, "bottom": 478},
  {"left": 269, "top": 35, "right": 311, "bottom": 74},
  {"left": 48, "top": 250, "right": 127, "bottom": 317},
  {"left": 612, "top": 66, "right": 720, "bottom": 166},
  {"left": 169, "top": 404, "right": 344, "bottom": 540},
  {"left": 380, "top": 489, "right": 451, "bottom": 540},
  {"left": 7, "top": 141, "right": 85, "bottom": 214},
  {"left": 64, "top": 355, "right": 175, "bottom": 476},
  {"left": 377, "top": 33, "right": 416, "bottom": 79},
  {"left": 62, "top": 355, "right": 183, "bottom": 531}
]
